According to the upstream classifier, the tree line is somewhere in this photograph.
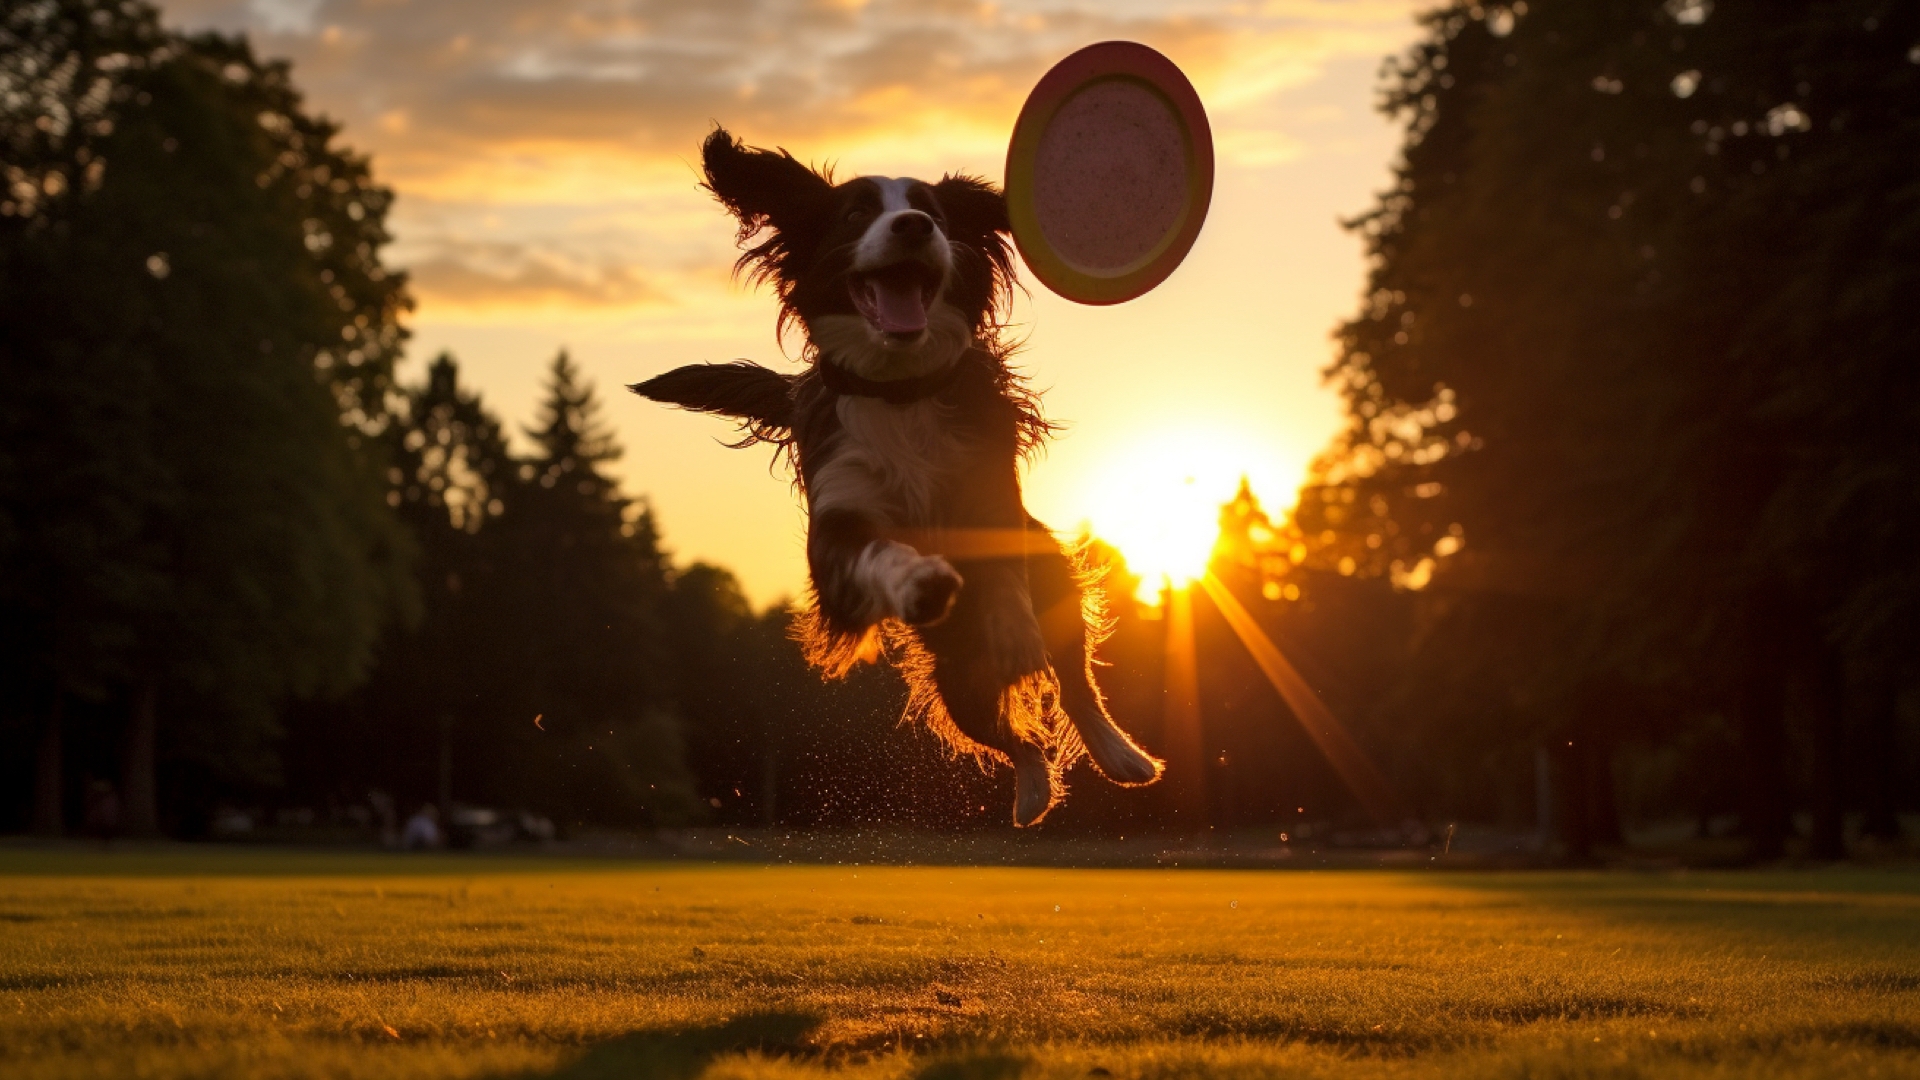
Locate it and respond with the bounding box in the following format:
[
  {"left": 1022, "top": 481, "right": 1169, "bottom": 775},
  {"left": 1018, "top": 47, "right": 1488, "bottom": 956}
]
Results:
[
  {"left": 5, "top": 0, "right": 1913, "bottom": 855},
  {"left": 0, "top": 1, "right": 1099, "bottom": 836},
  {"left": 0, "top": 0, "right": 1395, "bottom": 843}
]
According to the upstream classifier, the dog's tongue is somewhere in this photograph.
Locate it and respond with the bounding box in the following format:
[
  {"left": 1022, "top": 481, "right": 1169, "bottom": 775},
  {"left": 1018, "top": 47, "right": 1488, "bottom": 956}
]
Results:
[{"left": 862, "top": 273, "right": 928, "bottom": 335}]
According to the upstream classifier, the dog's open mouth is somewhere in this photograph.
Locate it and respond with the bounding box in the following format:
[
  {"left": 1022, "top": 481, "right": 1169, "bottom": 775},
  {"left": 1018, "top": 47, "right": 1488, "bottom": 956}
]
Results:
[{"left": 850, "top": 263, "right": 940, "bottom": 338}]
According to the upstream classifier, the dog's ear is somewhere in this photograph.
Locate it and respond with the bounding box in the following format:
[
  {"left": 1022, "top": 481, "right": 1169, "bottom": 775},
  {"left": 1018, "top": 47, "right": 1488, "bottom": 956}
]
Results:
[
  {"left": 934, "top": 174, "right": 1009, "bottom": 250},
  {"left": 702, "top": 127, "right": 832, "bottom": 253},
  {"left": 935, "top": 174, "right": 1016, "bottom": 303}
]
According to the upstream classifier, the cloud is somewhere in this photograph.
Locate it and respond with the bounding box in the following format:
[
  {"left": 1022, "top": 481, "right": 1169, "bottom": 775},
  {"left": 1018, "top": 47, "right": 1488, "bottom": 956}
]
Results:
[
  {"left": 403, "top": 239, "right": 671, "bottom": 311},
  {"left": 161, "top": 0, "right": 1418, "bottom": 315},
  {"left": 167, "top": 0, "right": 1410, "bottom": 168},
  {"left": 243, "top": 0, "right": 322, "bottom": 34}
]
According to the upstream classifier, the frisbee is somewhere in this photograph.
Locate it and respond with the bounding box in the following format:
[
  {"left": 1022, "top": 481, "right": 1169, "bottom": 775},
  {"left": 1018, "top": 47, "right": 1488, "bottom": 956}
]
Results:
[{"left": 1005, "top": 41, "right": 1214, "bottom": 305}]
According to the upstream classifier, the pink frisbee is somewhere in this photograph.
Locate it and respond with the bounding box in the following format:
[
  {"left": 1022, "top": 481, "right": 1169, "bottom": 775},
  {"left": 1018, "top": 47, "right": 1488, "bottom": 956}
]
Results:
[{"left": 1005, "top": 41, "right": 1214, "bottom": 305}]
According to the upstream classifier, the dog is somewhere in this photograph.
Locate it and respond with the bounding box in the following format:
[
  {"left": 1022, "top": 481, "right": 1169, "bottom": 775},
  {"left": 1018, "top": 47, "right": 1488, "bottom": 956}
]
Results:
[{"left": 632, "top": 128, "right": 1162, "bottom": 825}]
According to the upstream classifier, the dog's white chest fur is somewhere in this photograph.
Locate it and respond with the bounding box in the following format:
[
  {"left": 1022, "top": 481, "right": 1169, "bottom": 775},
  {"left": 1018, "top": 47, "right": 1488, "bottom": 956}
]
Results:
[{"left": 810, "top": 395, "right": 961, "bottom": 525}]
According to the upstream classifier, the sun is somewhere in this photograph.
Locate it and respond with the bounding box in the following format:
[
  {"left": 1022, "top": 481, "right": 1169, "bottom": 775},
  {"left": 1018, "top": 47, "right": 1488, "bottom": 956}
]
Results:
[{"left": 1079, "top": 433, "right": 1252, "bottom": 605}]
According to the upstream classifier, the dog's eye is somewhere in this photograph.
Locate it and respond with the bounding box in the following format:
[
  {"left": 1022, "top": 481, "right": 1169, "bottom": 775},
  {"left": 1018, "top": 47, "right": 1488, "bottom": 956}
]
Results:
[{"left": 846, "top": 207, "right": 871, "bottom": 222}]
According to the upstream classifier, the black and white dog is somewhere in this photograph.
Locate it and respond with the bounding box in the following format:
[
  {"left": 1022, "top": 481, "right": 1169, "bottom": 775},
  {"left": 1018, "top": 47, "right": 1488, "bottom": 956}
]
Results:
[{"left": 632, "top": 128, "right": 1161, "bottom": 825}]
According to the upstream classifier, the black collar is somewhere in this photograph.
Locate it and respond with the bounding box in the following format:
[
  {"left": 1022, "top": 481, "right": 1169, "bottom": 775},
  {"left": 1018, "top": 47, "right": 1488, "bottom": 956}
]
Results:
[{"left": 818, "top": 356, "right": 967, "bottom": 404}]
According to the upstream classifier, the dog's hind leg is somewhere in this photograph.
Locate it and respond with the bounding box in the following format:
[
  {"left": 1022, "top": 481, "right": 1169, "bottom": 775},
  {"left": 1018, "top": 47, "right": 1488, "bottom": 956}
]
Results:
[
  {"left": 919, "top": 584, "right": 1059, "bottom": 827},
  {"left": 1008, "top": 739, "right": 1057, "bottom": 828},
  {"left": 927, "top": 654, "right": 1057, "bottom": 827},
  {"left": 1027, "top": 526, "right": 1164, "bottom": 787}
]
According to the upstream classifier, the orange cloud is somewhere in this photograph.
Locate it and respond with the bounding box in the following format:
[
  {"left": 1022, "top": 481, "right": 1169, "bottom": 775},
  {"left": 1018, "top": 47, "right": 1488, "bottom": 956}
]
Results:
[
  {"left": 164, "top": 0, "right": 1416, "bottom": 317},
  {"left": 401, "top": 240, "right": 672, "bottom": 312},
  {"left": 163, "top": 1, "right": 1395, "bottom": 166}
]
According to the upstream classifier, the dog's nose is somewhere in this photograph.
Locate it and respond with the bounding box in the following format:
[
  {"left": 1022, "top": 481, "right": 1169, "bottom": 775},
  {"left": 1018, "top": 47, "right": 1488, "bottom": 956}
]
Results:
[{"left": 890, "top": 212, "right": 933, "bottom": 240}]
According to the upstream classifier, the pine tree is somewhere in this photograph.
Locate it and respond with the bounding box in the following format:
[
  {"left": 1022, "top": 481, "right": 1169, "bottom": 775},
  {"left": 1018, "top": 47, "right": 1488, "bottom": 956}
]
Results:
[
  {"left": 283, "top": 352, "right": 714, "bottom": 830},
  {"left": 487, "top": 351, "right": 693, "bottom": 825}
]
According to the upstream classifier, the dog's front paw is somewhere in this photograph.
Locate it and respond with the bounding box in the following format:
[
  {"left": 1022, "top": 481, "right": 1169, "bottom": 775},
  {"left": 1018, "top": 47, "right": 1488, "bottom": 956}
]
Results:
[
  {"left": 860, "top": 543, "right": 962, "bottom": 625},
  {"left": 899, "top": 556, "right": 962, "bottom": 625}
]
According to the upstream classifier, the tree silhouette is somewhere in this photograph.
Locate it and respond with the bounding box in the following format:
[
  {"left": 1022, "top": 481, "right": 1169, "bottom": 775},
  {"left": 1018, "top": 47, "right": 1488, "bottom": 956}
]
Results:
[
  {"left": 477, "top": 352, "right": 693, "bottom": 825},
  {"left": 275, "top": 354, "right": 516, "bottom": 822},
  {"left": 1311, "top": 0, "right": 1920, "bottom": 857},
  {"left": 1, "top": 0, "right": 412, "bottom": 834}
]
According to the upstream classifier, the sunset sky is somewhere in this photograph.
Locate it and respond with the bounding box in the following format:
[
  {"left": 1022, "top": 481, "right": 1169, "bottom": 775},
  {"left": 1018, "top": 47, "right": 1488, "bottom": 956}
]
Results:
[{"left": 165, "top": 0, "right": 1423, "bottom": 606}]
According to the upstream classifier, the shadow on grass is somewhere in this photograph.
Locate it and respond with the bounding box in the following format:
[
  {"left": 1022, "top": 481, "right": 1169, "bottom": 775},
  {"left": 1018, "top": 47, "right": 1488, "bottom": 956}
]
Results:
[
  {"left": 510, "top": 1013, "right": 820, "bottom": 1079},
  {"left": 503, "top": 1013, "right": 1034, "bottom": 1080},
  {"left": 911, "top": 1053, "right": 1030, "bottom": 1080}
]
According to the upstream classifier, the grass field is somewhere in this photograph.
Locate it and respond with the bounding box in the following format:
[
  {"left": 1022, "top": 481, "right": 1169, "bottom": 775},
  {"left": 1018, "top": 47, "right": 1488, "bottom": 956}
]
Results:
[{"left": 3, "top": 848, "right": 1918, "bottom": 1079}]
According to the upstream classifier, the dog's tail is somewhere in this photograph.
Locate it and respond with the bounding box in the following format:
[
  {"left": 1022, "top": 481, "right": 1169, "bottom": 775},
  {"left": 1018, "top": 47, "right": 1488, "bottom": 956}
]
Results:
[{"left": 630, "top": 361, "right": 796, "bottom": 444}]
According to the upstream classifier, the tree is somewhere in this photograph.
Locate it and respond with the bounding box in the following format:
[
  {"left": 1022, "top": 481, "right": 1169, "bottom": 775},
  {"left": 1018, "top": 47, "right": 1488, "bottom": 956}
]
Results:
[
  {"left": 278, "top": 353, "right": 519, "bottom": 819},
  {"left": 0, "top": 0, "right": 411, "bottom": 833},
  {"left": 1310, "top": 0, "right": 1920, "bottom": 857},
  {"left": 482, "top": 352, "right": 693, "bottom": 825}
]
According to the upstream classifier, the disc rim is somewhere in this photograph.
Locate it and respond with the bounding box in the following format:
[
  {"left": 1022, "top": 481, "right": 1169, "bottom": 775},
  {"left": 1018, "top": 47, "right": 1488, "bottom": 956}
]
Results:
[{"left": 1005, "top": 41, "right": 1214, "bottom": 306}]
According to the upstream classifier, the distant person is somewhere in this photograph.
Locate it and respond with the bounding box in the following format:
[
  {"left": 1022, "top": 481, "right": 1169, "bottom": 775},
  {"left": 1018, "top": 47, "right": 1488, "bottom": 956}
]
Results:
[
  {"left": 368, "top": 789, "right": 398, "bottom": 848},
  {"left": 401, "top": 804, "right": 442, "bottom": 850},
  {"left": 83, "top": 780, "right": 120, "bottom": 847}
]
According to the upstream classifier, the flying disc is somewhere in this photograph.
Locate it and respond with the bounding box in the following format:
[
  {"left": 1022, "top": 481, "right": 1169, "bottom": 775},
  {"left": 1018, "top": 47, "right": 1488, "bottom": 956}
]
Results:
[{"left": 1005, "top": 41, "right": 1213, "bottom": 305}]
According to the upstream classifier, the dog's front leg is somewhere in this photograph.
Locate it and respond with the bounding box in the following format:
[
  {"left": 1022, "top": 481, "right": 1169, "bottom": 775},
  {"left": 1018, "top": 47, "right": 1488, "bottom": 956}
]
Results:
[{"left": 809, "top": 508, "right": 961, "bottom": 627}]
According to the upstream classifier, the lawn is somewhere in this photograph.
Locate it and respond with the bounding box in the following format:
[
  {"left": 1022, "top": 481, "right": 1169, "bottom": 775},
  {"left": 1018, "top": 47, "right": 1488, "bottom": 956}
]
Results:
[{"left": 3, "top": 848, "right": 1917, "bottom": 1079}]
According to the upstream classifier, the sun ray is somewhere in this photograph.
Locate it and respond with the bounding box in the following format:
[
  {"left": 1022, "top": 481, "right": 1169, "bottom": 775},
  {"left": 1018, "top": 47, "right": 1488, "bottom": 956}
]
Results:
[
  {"left": 1198, "top": 572, "right": 1404, "bottom": 824},
  {"left": 1162, "top": 584, "right": 1207, "bottom": 823},
  {"left": 884, "top": 526, "right": 1040, "bottom": 560}
]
